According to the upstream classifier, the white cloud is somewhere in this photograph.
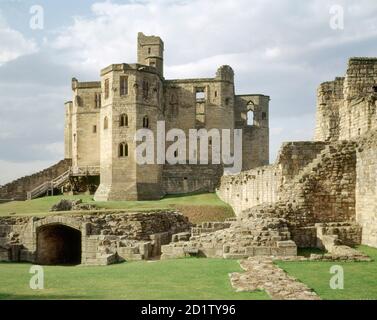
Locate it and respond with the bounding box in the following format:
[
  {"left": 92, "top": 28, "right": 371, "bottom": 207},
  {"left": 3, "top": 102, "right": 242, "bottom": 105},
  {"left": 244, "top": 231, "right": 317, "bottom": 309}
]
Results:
[
  {"left": 0, "top": 12, "right": 38, "bottom": 65},
  {"left": 0, "top": 160, "right": 58, "bottom": 185}
]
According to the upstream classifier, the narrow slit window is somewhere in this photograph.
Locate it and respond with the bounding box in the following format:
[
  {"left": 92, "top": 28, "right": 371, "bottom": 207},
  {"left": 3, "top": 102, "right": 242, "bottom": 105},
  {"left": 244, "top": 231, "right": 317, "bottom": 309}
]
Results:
[
  {"left": 104, "top": 79, "right": 110, "bottom": 99},
  {"left": 143, "top": 115, "right": 149, "bottom": 128}
]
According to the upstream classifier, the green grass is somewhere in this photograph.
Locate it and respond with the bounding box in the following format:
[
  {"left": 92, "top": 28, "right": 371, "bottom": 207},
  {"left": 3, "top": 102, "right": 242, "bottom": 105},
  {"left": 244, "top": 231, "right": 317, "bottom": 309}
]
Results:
[
  {"left": 0, "top": 258, "right": 268, "bottom": 300},
  {"left": 0, "top": 193, "right": 235, "bottom": 223},
  {"left": 276, "top": 245, "right": 377, "bottom": 300}
]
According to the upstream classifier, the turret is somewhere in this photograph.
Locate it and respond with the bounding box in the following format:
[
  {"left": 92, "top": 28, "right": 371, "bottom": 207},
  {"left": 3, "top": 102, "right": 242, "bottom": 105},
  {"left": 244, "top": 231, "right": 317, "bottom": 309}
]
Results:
[{"left": 137, "top": 32, "right": 164, "bottom": 77}]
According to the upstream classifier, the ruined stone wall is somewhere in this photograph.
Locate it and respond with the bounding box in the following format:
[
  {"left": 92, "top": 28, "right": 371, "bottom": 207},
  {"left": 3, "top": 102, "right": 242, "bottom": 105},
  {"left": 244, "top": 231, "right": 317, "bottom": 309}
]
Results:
[
  {"left": 235, "top": 95, "right": 269, "bottom": 170},
  {"left": 339, "top": 58, "right": 377, "bottom": 140},
  {"left": 356, "top": 131, "right": 377, "bottom": 247},
  {"left": 217, "top": 142, "right": 327, "bottom": 215},
  {"left": 217, "top": 165, "right": 280, "bottom": 216},
  {"left": 0, "top": 210, "right": 191, "bottom": 265},
  {"left": 280, "top": 141, "right": 357, "bottom": 227},
  {"left": 0, "top": 159, "right": 71, "bottom": 200},
  {"left": 276, "top": 141, "right": 328, "bottom": 181},
  {"left": 314, "top": 77, "right": 344, "bottom": 141}
]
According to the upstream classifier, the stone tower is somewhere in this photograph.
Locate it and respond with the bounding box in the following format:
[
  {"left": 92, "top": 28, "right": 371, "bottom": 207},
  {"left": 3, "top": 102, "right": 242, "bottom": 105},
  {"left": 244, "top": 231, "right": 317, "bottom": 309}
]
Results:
[
  {"left": 94, "top": 35, "right": 165, "bottom": 201},
  {"left": 137, "top": 32, "right": 164, "bottom": 76}
]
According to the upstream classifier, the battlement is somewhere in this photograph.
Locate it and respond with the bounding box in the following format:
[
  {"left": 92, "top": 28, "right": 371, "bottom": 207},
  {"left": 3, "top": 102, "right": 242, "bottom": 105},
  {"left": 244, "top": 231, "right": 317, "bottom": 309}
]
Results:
[
  {"left": 71, "top": 78, "right": 101, "bottom": 90},
  {"left": 100, "top": 63, "right": 162, "bottom": 77}
]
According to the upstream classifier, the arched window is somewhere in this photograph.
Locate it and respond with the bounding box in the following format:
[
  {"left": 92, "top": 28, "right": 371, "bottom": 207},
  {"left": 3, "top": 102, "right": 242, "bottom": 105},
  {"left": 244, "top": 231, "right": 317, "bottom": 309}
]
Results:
[
  {"left": 119, "top": 142, "right": 128, "bottom": 157},
  {"left": 247, "top": 101, "right": 255, "bottom": 126},
  {"left": 143, "top": 115, "right": 149, "bottom": 128},
  {"left": 247, "top": 110, "right": 254, "bottom": 126},
  {"left": 120, "top": 114, "right": 128, "bottom": 127},
  {"left": 104, "top": 116, "right": 109, "bottom": 129}
]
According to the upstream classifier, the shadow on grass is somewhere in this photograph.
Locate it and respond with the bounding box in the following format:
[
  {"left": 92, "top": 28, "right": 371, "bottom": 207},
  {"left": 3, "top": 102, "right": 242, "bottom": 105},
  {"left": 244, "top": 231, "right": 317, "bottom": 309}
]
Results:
[
  {"left": 0, "top": 293, "right": 88, "bottom": 300},
  {"left": 162, "top": 190, "right": 214, "bottom": 199},
  {"left": 297, "top": 247, "right": 327, "bottom": 257}
]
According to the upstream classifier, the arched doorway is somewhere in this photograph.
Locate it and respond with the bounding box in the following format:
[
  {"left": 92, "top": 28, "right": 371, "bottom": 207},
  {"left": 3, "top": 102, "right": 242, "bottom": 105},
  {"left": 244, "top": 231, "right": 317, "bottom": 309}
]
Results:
[{"left": 36, "top": 224, "right": 82, "bottom": 265}]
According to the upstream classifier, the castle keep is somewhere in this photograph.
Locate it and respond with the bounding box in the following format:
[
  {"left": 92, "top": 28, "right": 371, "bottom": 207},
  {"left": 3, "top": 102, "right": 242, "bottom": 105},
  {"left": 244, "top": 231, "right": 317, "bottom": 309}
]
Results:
[
  {"left": 1, "top": 35, "right": 377, "bottom": 268},
  {"left": 65, "top": 32, "right": 269, "bottom": 201}
]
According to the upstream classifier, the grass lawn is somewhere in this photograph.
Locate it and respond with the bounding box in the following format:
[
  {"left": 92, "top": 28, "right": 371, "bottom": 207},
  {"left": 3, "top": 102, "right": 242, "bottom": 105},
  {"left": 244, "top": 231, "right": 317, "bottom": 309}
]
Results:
[
  {"left": 0, "top": 193, "right": 235, "bottom": 224},
  {"left": 0, "top": 258, "right": 268, "bottom": 300},
  {"left": 277, "top": 245, "right": 377, "bottom": 300}
]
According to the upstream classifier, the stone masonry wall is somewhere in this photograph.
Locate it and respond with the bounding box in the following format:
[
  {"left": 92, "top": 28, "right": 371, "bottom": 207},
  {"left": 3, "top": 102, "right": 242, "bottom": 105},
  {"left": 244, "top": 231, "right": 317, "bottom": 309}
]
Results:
[
  {"left": 0, "top": 159, "right": 71, "bottom": 200},
  {"left": 0, "top": 210, "right": 192, "bottom": 265},
  {"left": 217, "top": 142, "right": 328, "bottom": 216},
  {"left": 355, "top": 131, "right": 377, "bottom": 247},
  {"left": 162, "top": 164, "right": 223, "bottom": 194},
  {"left": 339, "top": 58, "right": 377, "bottom": 140},
  {"left": 314, "top": 77, "right": 344, "bottom": 141}
]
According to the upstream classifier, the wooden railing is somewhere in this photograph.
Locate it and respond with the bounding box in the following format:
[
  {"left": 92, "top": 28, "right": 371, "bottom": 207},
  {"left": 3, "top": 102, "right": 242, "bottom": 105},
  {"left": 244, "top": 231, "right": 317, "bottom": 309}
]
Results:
[{"left": 27, "top": 169, "right": 71, "bottom": 200}]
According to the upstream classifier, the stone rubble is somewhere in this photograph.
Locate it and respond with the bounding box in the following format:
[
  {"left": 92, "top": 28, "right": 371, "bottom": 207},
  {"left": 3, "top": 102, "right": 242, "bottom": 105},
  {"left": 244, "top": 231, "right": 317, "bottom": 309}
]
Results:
[{"left": 229, "top": 257, "right": 320, "bottom": 300}]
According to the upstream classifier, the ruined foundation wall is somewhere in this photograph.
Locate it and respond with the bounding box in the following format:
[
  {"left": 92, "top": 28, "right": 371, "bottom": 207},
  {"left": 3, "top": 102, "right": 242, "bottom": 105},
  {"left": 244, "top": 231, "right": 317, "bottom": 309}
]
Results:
[{"left": 0, "top": 210, "right": 192, "bottom": 265}]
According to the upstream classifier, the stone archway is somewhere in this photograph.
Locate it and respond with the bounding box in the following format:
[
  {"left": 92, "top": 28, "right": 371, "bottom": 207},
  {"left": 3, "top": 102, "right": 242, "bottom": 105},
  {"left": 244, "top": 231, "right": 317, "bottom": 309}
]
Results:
[{"left": 36, "top": 224, "right": 82, "bottom": 265}]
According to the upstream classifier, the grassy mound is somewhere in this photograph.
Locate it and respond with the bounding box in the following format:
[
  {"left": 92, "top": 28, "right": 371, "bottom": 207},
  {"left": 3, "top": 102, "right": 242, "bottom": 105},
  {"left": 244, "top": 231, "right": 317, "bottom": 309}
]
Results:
[{"left": 0, "top": 193, "right": 235, "bottom": 224}]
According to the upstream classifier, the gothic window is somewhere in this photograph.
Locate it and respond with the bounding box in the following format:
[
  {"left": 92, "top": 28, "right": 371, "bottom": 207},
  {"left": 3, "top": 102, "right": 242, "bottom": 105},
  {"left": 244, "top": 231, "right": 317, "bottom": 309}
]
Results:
[
  {"left": 119, "top": 142, "right": 128, "bottom": 157},
  {"left": 120, "top": 76, "right": 128, "bottom": 96},
  {"left": 104, "top": 79, "right": 110, "bottom": 99},
  {"left": 73, "top": 133, "right": 76, "bottom": 143},
  {"left": 247, "top": 110, "right": 254, "bottom": 126},
  {"left": 247, "top": 101, "right": 255, "bottom": 126},
  {"left": 93, "top": 125, "right": 97, "bottom": 133},
  {"left": 120, "top": 114, "right": 128, "bottom": 127},
  {"left": 148, "top": 47, "right": 151, "bottom": 54},
  {"left": 143, "top": 115, "right": 149, "bottom": 128},
  {"left": 104, "top": 116, "right": 109, "bottom": 129}
]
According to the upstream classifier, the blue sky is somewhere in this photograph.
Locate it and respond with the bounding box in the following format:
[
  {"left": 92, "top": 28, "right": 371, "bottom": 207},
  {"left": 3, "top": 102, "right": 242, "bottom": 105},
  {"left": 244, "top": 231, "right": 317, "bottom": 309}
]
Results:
[{"left": 0, "top": 0, "right": 377, "bottom": 184}]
